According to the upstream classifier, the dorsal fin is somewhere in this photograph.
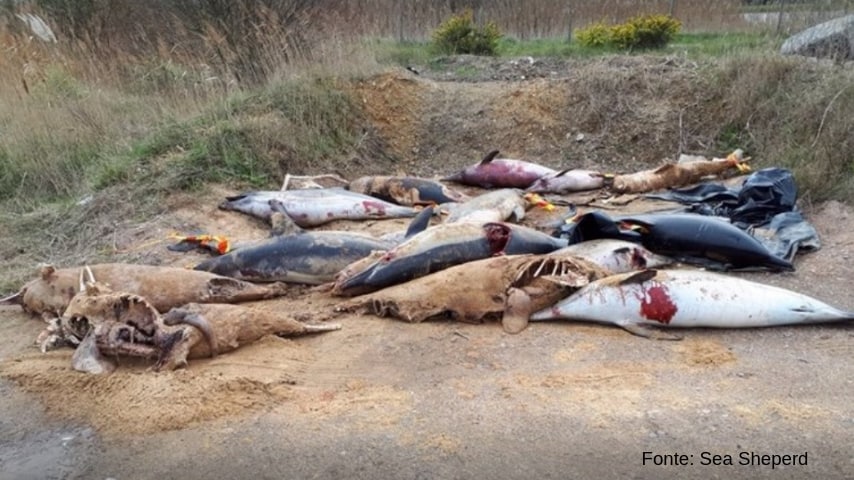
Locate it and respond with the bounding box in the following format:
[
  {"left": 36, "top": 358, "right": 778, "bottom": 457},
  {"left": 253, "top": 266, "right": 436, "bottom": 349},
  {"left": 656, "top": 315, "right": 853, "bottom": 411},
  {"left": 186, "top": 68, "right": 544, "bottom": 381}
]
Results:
[
  {"left": 480, "top": 150, "right": 500, "bottom": 164},
  {"left": 554, "top": 168, "right": 573, "bottom": 178},
  {"left": 653, "top": 164, "right": 676, "bottom": 174},
  {"left": 618, "top": 269, "right": 658, "bottom": 285},
  {"left": 404, "top": 206, "right": 434, "bottom": 239},
  {"left": 269, "top": 199, "right": 304, "bottom": 236}
]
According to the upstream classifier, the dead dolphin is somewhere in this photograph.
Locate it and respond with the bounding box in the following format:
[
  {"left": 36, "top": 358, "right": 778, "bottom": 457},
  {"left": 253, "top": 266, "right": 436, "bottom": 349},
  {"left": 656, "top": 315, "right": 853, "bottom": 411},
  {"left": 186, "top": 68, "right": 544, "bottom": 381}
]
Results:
[
  {"left": 531, "top": 269, "right": 854, "bottom": 339},
  {"left": 156, "top": 303, "right": 341, "bottom": 370},
  {"left": 616, "top": 213, "right": 794, "bottom": 271},
  {"left": 2, "top": 263, "right": 290, "bottom": 319},
  {"left": 59, "top": 283, "right": 340, "bottom": 372},
  {"left": 441, "top": 188, "right": 528, "bottom": 224},
  {"left": 442, "top": 150, "right": 557, "bottom": 189},
  {"left": 333, "top": 221, "right": 568, "bottom": 297},
  {"left": 193, "top": 224, "right": 395, "bottom": 285},
  {"left": 525, "top": 169, "right": 608, "bottom": 193},
  {"left": 550, "top": 239, "right": 674, "bottom": 274},
  {"left": 348, "top": 176, "right": 470, "bottom": 206},
  {"left": 195, "top": 200, "right": 432, "bottom": 284},
  {"left": 611, "top": 150, "right": 750, "bottom": 194},
  {"left": 219, "top": 188, "right": 418, "bottom": 227},
  {"left": 338, "top": 254, "right": 609, "bottom": 334}
]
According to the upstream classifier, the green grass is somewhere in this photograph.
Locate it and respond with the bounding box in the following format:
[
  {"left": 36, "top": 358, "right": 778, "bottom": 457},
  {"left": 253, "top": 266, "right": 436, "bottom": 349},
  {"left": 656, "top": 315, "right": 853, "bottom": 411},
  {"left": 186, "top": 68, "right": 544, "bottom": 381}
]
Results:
[
  {"left": 663, "top": 32, "right": 782, "bottom": 57},
  {"left": 374, "top": 31, "right": 779, "bottom": 66},
  {"left": 94, "top": 78, "right": 366, "bottom": 197}
]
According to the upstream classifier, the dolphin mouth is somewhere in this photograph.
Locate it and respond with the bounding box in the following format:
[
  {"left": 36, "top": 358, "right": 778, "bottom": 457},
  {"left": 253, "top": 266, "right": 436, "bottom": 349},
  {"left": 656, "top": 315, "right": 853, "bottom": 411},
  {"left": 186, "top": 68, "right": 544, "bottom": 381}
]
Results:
[{"left": 334, "top": 267, "right": 379, "bottom": 297}]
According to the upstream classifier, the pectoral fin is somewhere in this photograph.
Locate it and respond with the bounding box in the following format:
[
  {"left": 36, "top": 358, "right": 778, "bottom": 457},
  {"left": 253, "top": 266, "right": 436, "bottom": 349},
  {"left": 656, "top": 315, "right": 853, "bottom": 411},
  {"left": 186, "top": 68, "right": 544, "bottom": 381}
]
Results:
[
  {"left": 502, "top": 287, "right": 532, "bottom": 334},
  {"left": 616, "top": 319, "right": 682, "bottom": 341},
  {"left": 71, "top": 330, "right": 117, "bottom": 374}
]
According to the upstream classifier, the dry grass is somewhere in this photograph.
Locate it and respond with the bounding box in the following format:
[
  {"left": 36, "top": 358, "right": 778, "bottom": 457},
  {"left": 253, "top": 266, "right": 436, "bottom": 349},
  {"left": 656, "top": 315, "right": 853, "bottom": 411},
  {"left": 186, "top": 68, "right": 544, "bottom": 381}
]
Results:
[{"left": 0, "top": 2, "right": 852, "bottom": 293}]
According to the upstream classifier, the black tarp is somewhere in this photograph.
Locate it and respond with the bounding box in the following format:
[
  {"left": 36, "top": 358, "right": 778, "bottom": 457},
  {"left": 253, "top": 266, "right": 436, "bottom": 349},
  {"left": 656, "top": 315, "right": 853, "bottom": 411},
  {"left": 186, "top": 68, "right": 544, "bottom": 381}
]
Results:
[{"left": 645, "top": 167, "right": 819, "bottom": 261}]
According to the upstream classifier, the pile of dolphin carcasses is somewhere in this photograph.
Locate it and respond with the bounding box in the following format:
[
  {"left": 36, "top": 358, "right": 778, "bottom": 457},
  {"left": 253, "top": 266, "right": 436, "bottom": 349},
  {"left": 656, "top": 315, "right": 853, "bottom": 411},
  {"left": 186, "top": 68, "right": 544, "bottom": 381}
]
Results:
[{"left": 4, "top": 149, "right": 853, "bottom": 374}]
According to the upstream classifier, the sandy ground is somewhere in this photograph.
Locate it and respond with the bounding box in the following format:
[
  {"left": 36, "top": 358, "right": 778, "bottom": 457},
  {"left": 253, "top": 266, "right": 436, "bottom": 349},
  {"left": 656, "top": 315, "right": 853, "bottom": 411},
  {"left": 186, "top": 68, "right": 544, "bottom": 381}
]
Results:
[
  {"left": 1, "top": 61, "right": 852, "bottom": 479},
  {"left": 1, "top": 188, "right": 852, "bottom": 479}
]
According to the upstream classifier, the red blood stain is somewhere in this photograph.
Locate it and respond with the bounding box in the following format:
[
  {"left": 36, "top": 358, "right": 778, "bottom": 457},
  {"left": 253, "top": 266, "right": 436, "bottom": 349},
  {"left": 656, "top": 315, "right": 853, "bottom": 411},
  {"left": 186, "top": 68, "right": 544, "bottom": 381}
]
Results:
[
  {"left": 637, "top": 284, "right": 677, "bottom": 324},
  {"left": 484, "top": 224, "right": 510, "bottom": 256},
  {"left": 362, "top": 201, "right": 387, "bottom": 215}
]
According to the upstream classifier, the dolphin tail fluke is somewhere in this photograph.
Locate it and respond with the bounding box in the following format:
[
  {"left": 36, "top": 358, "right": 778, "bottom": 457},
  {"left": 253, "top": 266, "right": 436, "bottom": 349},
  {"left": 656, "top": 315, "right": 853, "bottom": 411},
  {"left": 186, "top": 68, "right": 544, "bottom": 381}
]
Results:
[{"left": 480, "top": 149, "right": 500, "bottom": 164}]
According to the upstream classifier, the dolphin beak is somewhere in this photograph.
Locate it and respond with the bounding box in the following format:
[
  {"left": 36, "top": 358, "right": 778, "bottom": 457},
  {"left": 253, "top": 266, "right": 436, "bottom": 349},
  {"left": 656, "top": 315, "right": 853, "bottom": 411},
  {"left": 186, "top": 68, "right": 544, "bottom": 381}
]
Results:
[
  {"left": 619, "top": 221, "right": 649, "bottom": 234},
  {"left": 440, "top": 171, "right": 463, "bottom": 183},
  {"left": 335, "top": 265, "right": 378, "bottom": 297},
  {"left": 565, "top": 209, "right": 584, "bottom": 224}
]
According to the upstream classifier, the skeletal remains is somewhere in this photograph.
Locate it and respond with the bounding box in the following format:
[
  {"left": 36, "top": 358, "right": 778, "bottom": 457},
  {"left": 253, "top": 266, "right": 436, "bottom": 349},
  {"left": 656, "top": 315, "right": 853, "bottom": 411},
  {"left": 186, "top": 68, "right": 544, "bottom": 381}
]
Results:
[
  {"left": 1, "top": 263, "right": 290, "bottom": 319},
  {"left": 338, "top": 253, "right": 610, "bottom": 334},
  {"left": 41, "top": 267, "right": 340, "bottom": 373}
]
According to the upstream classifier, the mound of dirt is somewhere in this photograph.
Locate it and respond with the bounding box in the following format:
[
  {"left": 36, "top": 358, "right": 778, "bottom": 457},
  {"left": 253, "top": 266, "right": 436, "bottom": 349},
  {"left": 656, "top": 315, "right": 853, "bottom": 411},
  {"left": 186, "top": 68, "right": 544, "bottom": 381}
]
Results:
[
  {"left": 348, "top": 56, "right": 717, "bottom": 181},
  {"left": 0, "top": 333, "right": 306, "bottom": 435}
]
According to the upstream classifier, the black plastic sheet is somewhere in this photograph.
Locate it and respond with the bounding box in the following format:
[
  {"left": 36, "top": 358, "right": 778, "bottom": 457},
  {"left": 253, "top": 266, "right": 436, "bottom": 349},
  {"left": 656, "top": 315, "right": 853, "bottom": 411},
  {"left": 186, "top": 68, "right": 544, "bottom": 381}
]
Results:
[{"left": 645, "top": 167, "right": 820, "bottom": 261}]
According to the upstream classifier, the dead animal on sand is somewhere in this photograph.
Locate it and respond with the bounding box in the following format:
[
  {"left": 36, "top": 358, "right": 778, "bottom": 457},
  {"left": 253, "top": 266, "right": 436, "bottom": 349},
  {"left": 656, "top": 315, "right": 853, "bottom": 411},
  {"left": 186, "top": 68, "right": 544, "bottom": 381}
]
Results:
[
  {"left": 440, "top": 188, "right": 529, "bottom": 224},
  {"left": 525, "top": 169, "right": 610, "bottom": 194},
  {"left": 337, "top": 254, "right": 609, "bottom": 334},
  {"left": 194, "top": 200, "right": 432, "bottom": 284},
  {"left": 531, "top": 269, "right": 854, "bottom": 340},
  {"left": 218, "top": 188, "right": 418, "bottom": 227},
  {"left": 51, "top": 274, "right": 340, "bottom": 373},
  {"left": 442, "top": 149, "right": 557, "bottom": 189},
  {"left": 348, "top": 175, "right": 470, "bottom": 206},
  {"left": 1, "top": 263, "right": 290, "bottom": 320},
  {"left": 611, "top": 149, "right": 750, "bottom": 194},
  {"left": 549, "top": 239, "right": 674, "bottom": 274},
  {"left": 332, "top": 221, "right": 568, "bottom": 297}
]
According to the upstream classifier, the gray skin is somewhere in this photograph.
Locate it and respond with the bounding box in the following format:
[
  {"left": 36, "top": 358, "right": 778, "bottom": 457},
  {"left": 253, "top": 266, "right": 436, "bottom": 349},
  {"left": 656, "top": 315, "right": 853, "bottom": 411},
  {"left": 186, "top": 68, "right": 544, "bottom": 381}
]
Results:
[
  {"left": 442, "top": 150, "right": 557, "bottom": 189},
  {"left": 441, "top": 188, "right": 528, "bottom": 224},
  {"left": 549, "top": 239, "right": 673, "bottom": 274},
  {"left": 333, "top": 221, "right": 568, "bottom": 297},
  {"left": 348, "top": 176, "right": 470, "bottom": 206},
  {"left": 194, "top": 226, "right": 394, "bottom": 285},
  {"left": 194, "top": 201, "right": 433, "bottom": 285},
  {"left": 218, "top": 188, "right": 418, "bottom": 227},
  {"left": 525, "top": 169, "right": 608, "bottom": 193}
]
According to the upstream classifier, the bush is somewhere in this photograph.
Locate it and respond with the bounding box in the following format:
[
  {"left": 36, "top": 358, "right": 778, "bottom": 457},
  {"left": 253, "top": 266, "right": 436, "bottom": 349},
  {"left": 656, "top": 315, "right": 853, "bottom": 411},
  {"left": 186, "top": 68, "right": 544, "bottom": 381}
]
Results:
[
  {"left": 576, "top": 14, "right": 681, "bottom": 50},
  {"left": 431, "top": 9, "right": 502, "bottom": 56},
  {"left": 574, "top": 22, "right": 611, "bottom": 48}
]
